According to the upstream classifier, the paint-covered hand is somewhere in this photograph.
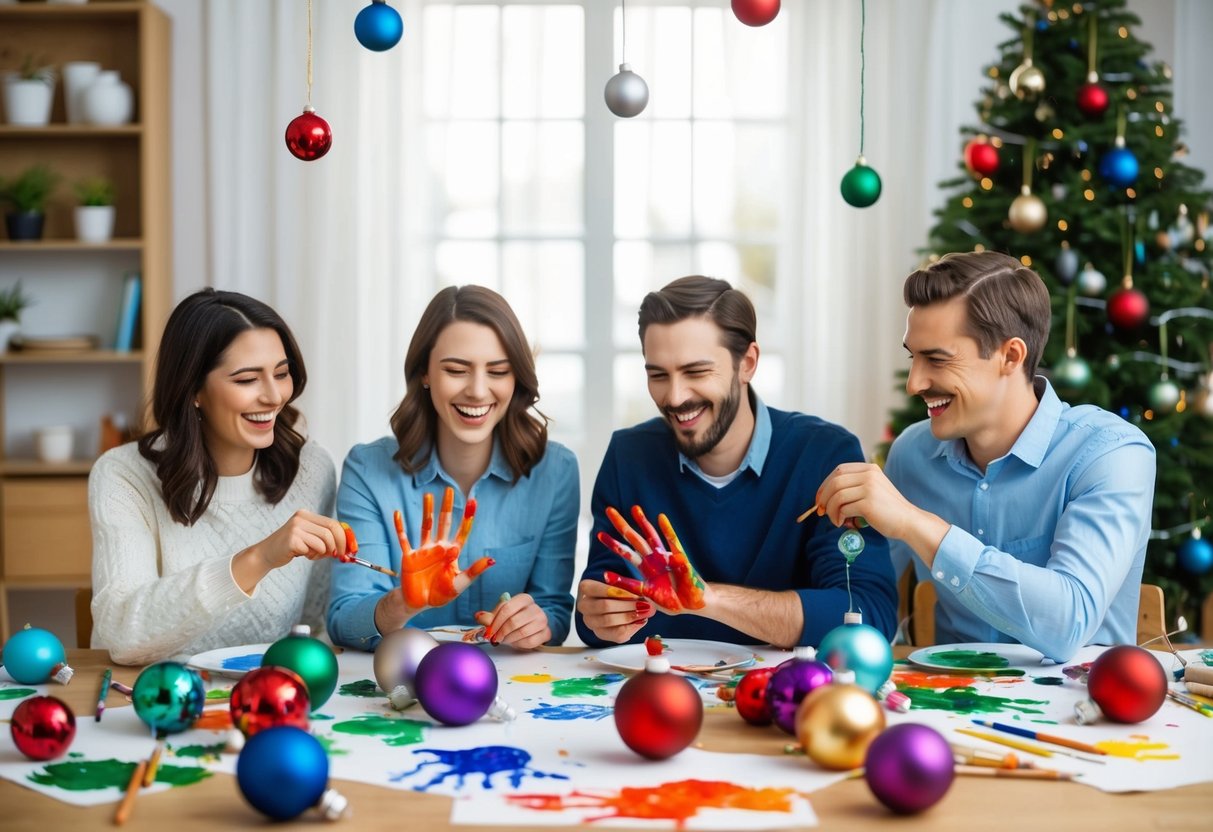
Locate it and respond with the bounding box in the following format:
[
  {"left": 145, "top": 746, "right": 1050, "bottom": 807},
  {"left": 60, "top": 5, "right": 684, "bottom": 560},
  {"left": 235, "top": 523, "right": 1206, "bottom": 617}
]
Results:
[
  {"left": 598, "top": 505, "right": 707, "bottom": 613},
  {"left": 396, "top": 486, "right": 494, "bottom": 610}
]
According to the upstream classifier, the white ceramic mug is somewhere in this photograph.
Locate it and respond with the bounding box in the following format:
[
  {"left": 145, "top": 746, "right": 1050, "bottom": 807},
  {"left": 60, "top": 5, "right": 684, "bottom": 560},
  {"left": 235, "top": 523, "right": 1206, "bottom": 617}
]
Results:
[
  {"left": 36, "top": 425, "right": 74, "bottom": 463},
  {"left": 62, "top": 61, "right": 101, "bottom": 124}
]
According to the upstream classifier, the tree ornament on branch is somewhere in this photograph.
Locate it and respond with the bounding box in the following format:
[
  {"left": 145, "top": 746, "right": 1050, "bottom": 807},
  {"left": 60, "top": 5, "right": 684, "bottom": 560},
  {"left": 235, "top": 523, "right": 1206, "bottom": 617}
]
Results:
[
  {"left": 1008, "top": 12, "right": 1046, "bottom": 99},
  {"left": 963, "top": 136, "right": 1000, "bottom": 178},
  {"left": 1077, "top": 11, "right": 1109, "bottom": 118},
  {"left": 1099, "top": 109, "right": 1138, "bottom": 188},
  {"left": 1008, "top": 138, "right": 1047, "bottom": 233}
]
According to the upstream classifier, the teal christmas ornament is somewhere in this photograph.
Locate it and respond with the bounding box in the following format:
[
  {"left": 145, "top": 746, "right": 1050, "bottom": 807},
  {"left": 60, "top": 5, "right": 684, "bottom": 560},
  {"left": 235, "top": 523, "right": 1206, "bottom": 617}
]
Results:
[
  {"left": 1, "top": 626, "right": 73, "bottom": 685},
  {"left": 262, "top": 625, "right": 339, "bottom": 709},
  {"left": 1099, "top": 143, "right": 1138, "bottom": 188},
  {"left": 237, "top": 726, "right": 347, "bottom": 820},
  {"left": 132, "top": 662, "right": 205, "bottom": 734},
  {"left": 354, "top": 0, "right": 403, "bottom": 52},
  {"left": 1052, "top": 350, "right": 1091, "bottom": 391},
  {"left": 838, "top": 529, "right": 866, "bottom": 562},
  {"left": 1178, "top": 531, "right": 1212, "bottom": 575},
  {"left": 840, "top": 157, "right": 882, "bottom": 207},
  {"left": 817, "top": 611, "right": 894, "bottom": 694}
]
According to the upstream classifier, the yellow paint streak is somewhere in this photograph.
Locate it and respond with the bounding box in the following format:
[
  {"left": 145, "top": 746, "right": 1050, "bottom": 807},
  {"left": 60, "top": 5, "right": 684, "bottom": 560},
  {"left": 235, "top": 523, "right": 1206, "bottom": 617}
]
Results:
[
  {"left": 1095, "top": 738, "right": 1179, "bottom": 761},
  {"left": 510, "top": 673, "right": 555, "bottom": 684}
]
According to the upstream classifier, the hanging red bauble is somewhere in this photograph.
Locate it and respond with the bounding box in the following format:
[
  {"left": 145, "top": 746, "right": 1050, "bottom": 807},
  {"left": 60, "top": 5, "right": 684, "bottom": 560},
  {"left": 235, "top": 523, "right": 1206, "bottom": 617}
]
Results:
[
  {"left": 285, "top": 107, "right": 333, "bottom": 161},
  {"left": 963, "top": 138, "right": 1000, "bottom": 177},
  {"left": 10, "top": 695, "right": 77, "bottom": 761},
  {"left": 613, "top": 658, "right": 703, "bottom": 759},
  {"left": 1106, "top": 286, "right": 1150, "bottom": 330},
  {"left": 734, "top": 666, "right": 777, "bottom": 726},
  {"left": 731, "top": 0, "right": 781, "bottom": 27},
  {"left": 1087, "top": 645, "right": 1167, "bottom": 723},
  {"left": 1076, "top": 82, "right": 1109, "bottom": 118},
  {"left": 230, "top": 666, "right": 311, "bottom": 738}
]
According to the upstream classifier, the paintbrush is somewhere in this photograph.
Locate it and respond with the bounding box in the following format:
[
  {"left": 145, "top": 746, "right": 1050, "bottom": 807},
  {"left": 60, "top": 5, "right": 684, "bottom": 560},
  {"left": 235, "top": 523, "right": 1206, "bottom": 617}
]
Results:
[
  {"left": 345, "top": 555, "right": 398, "bottom": 577},
  {"left": 796, "top": 504, "right": 818, "bottom": 523},
  {"left": 956, "top": 728, "right": 1106, "bottom": 764},
  {"left": 142, "top": 738, "right": 165, "bottom": 787},
  {"left": 1166, "top": 689, "right": 1213, "bottom": 717},
  {"left": 972, "top": 719, "right": 1108, "bottom": 755},
  {"left": 113, "top": 759, "right": 148, "bottom": 825},
  {"left": 954, "top": 764, "right": 1074, "bottom": 780},
  {"left": 338, "top": 521, "right": 398, "bottom": 576}
]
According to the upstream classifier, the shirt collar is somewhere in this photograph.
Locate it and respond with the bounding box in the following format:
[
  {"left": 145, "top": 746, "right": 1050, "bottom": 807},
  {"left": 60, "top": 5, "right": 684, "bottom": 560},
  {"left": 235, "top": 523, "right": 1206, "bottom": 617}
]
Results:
[
  {"left": 412, "top": 437, "right": 515, "bottom": 487},
  {"left": 678, "top": 389, "right": 771, "bottom": 478},
  {"left": 939, "top": 375, "right": 1058, "bottom": 470}
]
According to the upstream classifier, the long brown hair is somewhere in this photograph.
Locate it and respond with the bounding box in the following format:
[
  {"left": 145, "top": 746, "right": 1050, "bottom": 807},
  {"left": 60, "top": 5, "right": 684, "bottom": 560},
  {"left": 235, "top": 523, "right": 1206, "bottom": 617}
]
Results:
[
  {"left": 138, "top": 289, "right": 308, "bottom": 525},
  {"left": 390, "top": 285, "right": 547, "bottom": 480}
]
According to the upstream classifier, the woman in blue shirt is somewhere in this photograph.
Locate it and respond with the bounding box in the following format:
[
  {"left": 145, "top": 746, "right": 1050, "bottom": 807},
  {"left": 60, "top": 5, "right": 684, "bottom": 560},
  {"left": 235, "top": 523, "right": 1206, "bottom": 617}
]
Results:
[{"left": 327, "top": 285, "right": 578, "bottom": 650}]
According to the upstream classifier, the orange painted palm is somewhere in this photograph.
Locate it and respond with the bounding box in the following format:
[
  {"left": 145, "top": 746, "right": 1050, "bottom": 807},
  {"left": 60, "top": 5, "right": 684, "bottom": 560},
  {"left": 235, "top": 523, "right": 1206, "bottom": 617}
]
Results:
[
  {"left": 598, "top": 505, "right": 706, "bottom": 612},
  {"left": 394, "top": 486, "right": 494, "bottom": 609}
]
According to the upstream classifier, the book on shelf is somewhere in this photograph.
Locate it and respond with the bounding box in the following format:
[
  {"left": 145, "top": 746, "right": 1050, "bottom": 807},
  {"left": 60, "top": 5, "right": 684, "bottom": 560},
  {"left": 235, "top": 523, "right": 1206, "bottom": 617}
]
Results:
[{"left": 114, "top": 272, "right": 141, "bottom": 353}]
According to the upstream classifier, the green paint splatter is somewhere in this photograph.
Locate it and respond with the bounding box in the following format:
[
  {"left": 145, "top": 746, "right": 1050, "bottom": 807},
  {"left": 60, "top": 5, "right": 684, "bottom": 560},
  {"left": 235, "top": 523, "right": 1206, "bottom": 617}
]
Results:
[
  {"left": 551, "top": 674, "right": 623, "bottom": 698},
  {"left": 1200, "top": 650, "right": 1213, "bottom": 666},
  {"left": 204, "top": 688, "right": 231, "bottom": 700},
  {"left": 68, "top": 752, "right": 83, "bottom": 758},
  {"left": 170, "top": 742, "right": 226, "bottom": 760},
  {"left": 0, "top": 688, "right": 36, "bottom": 701},
  {"left": 898, "top": 685, "right": 1047, "bottom": 715},
  {"left": 331, "top": 714, "right": 427, "bottom": 746},
  {"left": 338, "top": 679, "right": 380, "bottom": 698},
  {"left": 310, "top": 712, "right": 334, "bottom": 720},
  {"left": 924, "top": 650, "right": 1010, "bottom": 669},
  {"left": 315, "top": 733, "right": 349, "bottom": 756},
  {"left": 28, "top": 759, "right": 211, "bottom": 791},
  {"left": 1032, "top": 676, "right": 1064, "bottom": 686}
]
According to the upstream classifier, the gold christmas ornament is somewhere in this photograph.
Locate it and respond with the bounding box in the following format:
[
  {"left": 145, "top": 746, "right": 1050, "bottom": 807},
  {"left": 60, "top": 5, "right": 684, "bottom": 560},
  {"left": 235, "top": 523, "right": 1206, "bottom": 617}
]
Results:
[
  {"left": 1009, "top": 186, "right": 1048, "bottom": 233},
  {"left": 1012, "top": 62, "right": 1047, "bottom": 98},
  {"left": 794, "top": 677, "right": 885, "bottom": 771}
]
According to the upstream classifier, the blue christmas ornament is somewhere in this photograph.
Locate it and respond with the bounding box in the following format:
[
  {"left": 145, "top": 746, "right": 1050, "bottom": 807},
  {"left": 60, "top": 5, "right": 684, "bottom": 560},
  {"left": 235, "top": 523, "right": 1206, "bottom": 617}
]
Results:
[
  {"left": 354, "top": 0, "right": 403, "bottom": 52},
  {"left": 1, "top": 627, "right": 70, "bottom": 685},
  {"left": 1134, "top": 240, "right": 1146, "bottom": 264},
  {"left": 237, "top": 726, "right": 330, "bottom": 820},
  {"left": 1099, "top": 145, "right": 1139, "bottom": 187},
  {"left": 817, "top": 612, "right": 894, "bottom": 694},
  {"left": 132, "top": 662, "right": 205, "bottom": 734},
  {"left": 1178, "top": 534, "right": 1213, "bottom": 575}
]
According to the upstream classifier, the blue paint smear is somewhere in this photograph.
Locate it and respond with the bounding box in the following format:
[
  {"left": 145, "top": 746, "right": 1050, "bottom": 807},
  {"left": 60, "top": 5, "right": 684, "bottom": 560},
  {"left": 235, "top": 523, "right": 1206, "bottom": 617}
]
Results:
[
  {"left": 526, "top": 702, "right": 613, "bottom": 721},
  {"left": 219, "top": 653, "right": 263, "bottom": 671},
  {"left": 391, "top": 745, "right": 570, "bottom": 791}
]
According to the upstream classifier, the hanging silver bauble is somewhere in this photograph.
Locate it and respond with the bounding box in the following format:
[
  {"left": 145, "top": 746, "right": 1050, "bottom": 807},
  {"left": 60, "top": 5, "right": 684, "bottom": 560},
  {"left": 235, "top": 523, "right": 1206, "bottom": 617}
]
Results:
[
  {"left": 604, "top": 63, "right": 649, "bottom": 118},
  {"left": 372, "top": 626, "right": 439, "bottom": 710},
  {"left": 1147, "top": 378, "right": 1181, "bottom": 414},
  {"left": 1054, "top": 244, "right": 1079, "bottom": 285},
  {"left": 1077, "top": 264, "right": 1107, "bottom": 296}
]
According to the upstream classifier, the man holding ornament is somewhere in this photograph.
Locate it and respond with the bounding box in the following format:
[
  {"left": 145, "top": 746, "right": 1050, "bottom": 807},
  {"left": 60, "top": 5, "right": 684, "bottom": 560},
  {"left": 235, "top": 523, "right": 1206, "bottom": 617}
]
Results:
[
  {"left": 815, "top": 251, "right": 1155, "bottom": 662},
  {"left": 575, "top": 276, "right": 898, "bottom": 648}
]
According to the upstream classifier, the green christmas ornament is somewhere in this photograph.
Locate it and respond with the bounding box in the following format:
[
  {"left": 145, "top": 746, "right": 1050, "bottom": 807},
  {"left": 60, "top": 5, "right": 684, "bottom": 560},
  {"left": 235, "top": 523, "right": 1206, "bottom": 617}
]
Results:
[
  {"left": 1052, "top": 351, "right": 1091, "bottom": 391},
  {"left": 838, "top": 529, "right": 866, "bottom": 563},
  {"left": 840, "top": 157, "right": 882, "bottom": 208},
  {"left": 262, "top": 625, "right": 339, "bottom": 709},
  {"left": 1147, "top": 378, "right": 1181, "bottom": 414},
  {"left": 132, "top": 661, "right": 206, "bottom": 735}
]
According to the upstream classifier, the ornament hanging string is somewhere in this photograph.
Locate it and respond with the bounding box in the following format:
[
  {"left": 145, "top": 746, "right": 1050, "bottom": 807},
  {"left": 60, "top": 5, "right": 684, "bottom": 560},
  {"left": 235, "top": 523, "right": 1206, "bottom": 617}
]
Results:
[
  {"left": 858, "top": 0, "right": 866, "bottom": 156},
  {"left": 1023, "top": 137, "right": 1035, "bottom": 192},
  {"left": 306, "top": 0, "right": 314, "bottom": 107},
  {"left": 1121, "top": 204, "right": 1134, "bottom": 288},
  {"left": 1086, "top": 10, "right": 1099, "bottom": 76},
  {"left": 621, "top": 0, "right": 628, "bottom": 64},
  {"left": 1064, "top": 283, "right": 1077, "bottom": 353}
]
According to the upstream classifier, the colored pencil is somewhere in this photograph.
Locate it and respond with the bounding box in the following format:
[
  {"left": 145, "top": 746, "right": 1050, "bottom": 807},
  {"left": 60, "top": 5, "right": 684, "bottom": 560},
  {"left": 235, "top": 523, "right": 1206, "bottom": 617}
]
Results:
[
  {"left": 95, "top": 668, "right": 112, "bottom": 722},
  {"left": 972, "top": 719, "right": 1107, "bottom": 755},
  {"left": 955, "top": 728, "right": 1054, "bottom": 758},
  {"left": 950, "top": 742, "right": 1029, "bottom": 768},
  {"left": 110, "top": 680, "right": 133, "bottom": 697},
  {"left": 1166, "top": 689, "right": 1213, "bottom": 717},
  {"left": 142, "top": 739, "right": 164, "bottom": 787},
  {"left": 113, "top": 759, "right": 148, "bottom": 825},
  {"left": 954, "top": 764, "right": 1073, "bottom": 780}
]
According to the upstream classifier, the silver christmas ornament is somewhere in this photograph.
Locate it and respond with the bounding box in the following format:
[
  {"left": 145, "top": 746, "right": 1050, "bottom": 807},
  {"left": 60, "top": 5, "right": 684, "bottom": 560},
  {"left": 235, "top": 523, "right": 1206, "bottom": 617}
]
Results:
[
  {"left": 373, "top": 627, "right": 439, "bottom": 710},
  {"left": 1077, "top": 264, "right": 1107, "bottom": 296},
  {"left": 605, "top": 63, "right": 649, "bottom": 118},
  {"left": 1054, "top": 244, "right": 1079, "bottom": 285}
]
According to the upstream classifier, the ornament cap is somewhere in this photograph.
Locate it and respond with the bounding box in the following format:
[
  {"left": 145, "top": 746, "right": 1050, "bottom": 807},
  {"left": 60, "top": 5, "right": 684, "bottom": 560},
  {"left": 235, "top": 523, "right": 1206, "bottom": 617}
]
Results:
[
  {"left": 1114, "top": 135, "right": 1126, "bottom": 148},
  {"left": 618, "top": 62, "right": 632, "bottom": 73},
  {"left": 302, "top": 105, "right": 316, "bottom": 115},
  {"left": 225, "top": 727, "right": 246, "bottom": 754},
  {"left": 316, "top": 788, "right": 350, "bottom": 821},
  {"left": 1194, "top": 527, "right": 1203, "bottom": 541},
  {"left": 1086, "top": 70, "right": 1100, "bottom": 83},
  {"left": 1074, "top": 698, "right": 1102, "bottom": 725},
  {"left": 854, "top": 155, "right": 868, "bottom": 167},
  {"left": 50, "top": 663, "right": 74, "bottom": 685},
  {"left": 488, "top": 695, "right": 518, "bottom": 723},
  {"left": 876, "top": 680, "right": 897, "bottom": 700},
  {"left": 644, "top": 657, "right": 672, "bottom": 674},
  {"left": 1020, "top": 184, "right": 1032, "bottom": 197},
  {"left": 792, "top": 646, "right": 817, "bottom": 661},
  {"left": 386, "top": 686, "right": 415, "bottom": 711},
  {"left": 843, "top": 611, "right": 863, "bottom": 625},
  {"left": 833, "top": 669, "right": 857, "bottom": 685},
  {"left": 291, "top": 624, "right": 312, "bottom": 637}
]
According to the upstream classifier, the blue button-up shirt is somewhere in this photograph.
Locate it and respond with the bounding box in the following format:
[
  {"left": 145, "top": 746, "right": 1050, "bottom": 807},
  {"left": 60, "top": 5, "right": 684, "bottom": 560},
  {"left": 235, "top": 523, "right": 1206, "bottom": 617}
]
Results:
[
  {"left": 326, "top": 435, "right": 579, "bottom": 650},
  {"left": 678, "top": 393, "right": 772, "bottom": 484},
  {"left": 886, "top": 377, "right": 1155, "bottom": 662}
]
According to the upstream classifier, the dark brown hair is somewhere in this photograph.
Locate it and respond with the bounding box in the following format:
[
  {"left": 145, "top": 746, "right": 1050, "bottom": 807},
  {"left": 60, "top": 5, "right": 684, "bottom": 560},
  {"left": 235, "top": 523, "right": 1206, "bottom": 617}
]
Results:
[
  {"left": 138, "top": 289, "right": 308, "bottom": 525},
  {"left": 390, "top": 285, "right": 547, "bottom": 480},
  {"left": 637, "top": 275, "right": 757, "bottom": 365},
  {"left": 903, "top": 251, "right": 1051, "bottom": 380}
]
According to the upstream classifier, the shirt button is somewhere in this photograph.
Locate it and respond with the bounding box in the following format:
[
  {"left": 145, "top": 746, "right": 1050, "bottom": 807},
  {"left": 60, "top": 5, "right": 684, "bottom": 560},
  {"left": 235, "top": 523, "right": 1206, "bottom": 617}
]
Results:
[
  {"left": 935, "top": 571, "right": 945, "bottom": 580},
  {"left": 980, "top": 482, "right": 989, "bottom": 491},
  {"left": 977, "top": 529, "right": 984, "bottom": 536},
  {"left": 950, "top": 576, "right": 960, "bottom": 587}
]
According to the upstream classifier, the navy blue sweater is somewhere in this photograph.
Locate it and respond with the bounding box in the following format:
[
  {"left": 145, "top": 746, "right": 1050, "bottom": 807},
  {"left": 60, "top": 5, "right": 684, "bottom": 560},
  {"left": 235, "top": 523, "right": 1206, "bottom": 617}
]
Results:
[{"left": 575, "top": 407, "right": 898, "bottom": 647}]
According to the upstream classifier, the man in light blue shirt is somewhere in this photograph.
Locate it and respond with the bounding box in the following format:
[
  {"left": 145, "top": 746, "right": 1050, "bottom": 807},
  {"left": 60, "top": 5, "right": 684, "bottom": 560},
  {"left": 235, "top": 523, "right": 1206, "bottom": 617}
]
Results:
[{"left": 815, "top": 251, "right": 1155, "bottom": 662}]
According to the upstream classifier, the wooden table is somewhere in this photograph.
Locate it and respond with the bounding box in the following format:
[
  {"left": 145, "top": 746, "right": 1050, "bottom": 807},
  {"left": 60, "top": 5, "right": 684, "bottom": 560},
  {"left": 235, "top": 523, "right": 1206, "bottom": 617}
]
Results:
[{"left": 6, "top": 649, "right": 1211, "bottom": 830}]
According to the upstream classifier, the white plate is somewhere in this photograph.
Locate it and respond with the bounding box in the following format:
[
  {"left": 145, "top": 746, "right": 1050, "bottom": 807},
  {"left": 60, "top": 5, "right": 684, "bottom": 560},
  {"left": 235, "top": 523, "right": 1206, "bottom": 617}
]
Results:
[
  {"left": 907, "top": 642, "right": 1046, "bottom": 672},
  {"left": 187, "top": 643, "right": 271, "bottom": 679},
  {"left": 425, "top": 625, "right": 487, "bottom": 644},
  {"left": 593, "top": 639, "right": 758, "bottom": 673}
]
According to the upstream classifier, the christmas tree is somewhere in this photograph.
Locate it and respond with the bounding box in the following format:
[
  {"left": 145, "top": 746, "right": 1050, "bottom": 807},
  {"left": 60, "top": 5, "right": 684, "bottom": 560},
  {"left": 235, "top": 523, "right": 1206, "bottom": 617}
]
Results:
[{"left": 885, "top": 0, "right": 1213, "bottom": 636}]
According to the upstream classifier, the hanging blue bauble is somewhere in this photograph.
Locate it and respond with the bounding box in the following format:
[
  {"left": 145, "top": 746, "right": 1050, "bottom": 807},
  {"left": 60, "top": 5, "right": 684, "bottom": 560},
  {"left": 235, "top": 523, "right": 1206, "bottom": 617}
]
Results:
[
  {"left": 1099, "top": 145, "right": 1139, "bottom": 188},
  {"left": 354, "top": 0, "right": 403, "bottom": 52},
  {"left": 132, "top": 662, "right": 206, "bottom": 735},
  {"left": 1134, "top": 240, "right": 1146, "bottom": 264},
  {"left": 1, "top": 627, "right": 70, "bottom": 685},
  {"left": 1178, "top": 534, "right": 1213, "bottom": 575},
  {"left": 817, "top": 612, "right": 893, "bottom": 694},
  {"left": 237, "top": 726, "right": 329, "bottom": 820},
  {"left": 840, "top": 157, "right": 882, "bottom": 208},
  {"left": 1035, "top": 19, "right": 1049, "bottom": 31}
]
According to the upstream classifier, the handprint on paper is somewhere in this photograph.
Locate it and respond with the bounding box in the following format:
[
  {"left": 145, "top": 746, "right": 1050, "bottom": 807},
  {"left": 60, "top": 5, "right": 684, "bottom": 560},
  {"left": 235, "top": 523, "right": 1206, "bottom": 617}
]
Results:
[
  {"left": 597, "top": 505, "right": 706, "bottom": 612},
  {"left": 395, "top": 486, "right": 494, "bottom": 610}
]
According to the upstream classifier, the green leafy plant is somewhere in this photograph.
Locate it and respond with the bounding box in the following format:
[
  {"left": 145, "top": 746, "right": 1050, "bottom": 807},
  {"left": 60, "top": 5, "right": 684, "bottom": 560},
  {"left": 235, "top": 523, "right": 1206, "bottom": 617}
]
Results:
[
  {"left": 14, "top": 54, "right": 54, "bottom": 86},
  {"left": 74, "top": 177, "right": 115, "bottom": 207},
  {"left": 0, "top": 164, "right": 59, "bottom": 213},
  {"left": 0, "top": 281, "right": 32, "bottom": 323}
]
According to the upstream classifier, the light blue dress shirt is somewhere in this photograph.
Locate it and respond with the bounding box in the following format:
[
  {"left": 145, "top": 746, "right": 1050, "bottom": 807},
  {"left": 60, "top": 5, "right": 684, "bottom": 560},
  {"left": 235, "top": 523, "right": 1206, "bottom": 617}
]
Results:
[
  {"left": 326, "top": 435, "right": 579, "bottom": 650},
  {"left": 677, "top": 392, "right": 772, "bottom": 486},
  {"left": 886, "top": 377, "right": 1156, "bottom": 662}
]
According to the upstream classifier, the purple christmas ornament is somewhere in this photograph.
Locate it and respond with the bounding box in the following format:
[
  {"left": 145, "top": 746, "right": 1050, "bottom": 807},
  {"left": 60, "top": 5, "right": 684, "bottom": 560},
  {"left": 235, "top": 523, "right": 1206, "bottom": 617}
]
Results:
[
  {"left": 865, "top": 723, "right": 955, "bottom": 814},
  {"left": 765, "top": 647, "right": 833, "bottom": 734},
  {"left": 413, "top": 642, "right": 499, "bottom": 726}
]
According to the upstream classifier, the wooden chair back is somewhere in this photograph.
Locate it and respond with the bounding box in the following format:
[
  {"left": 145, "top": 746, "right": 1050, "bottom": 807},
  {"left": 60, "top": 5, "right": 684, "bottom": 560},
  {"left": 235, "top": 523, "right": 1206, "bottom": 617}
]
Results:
[{"left": 74, "top": 587, "right": 93, "bottom": 649}]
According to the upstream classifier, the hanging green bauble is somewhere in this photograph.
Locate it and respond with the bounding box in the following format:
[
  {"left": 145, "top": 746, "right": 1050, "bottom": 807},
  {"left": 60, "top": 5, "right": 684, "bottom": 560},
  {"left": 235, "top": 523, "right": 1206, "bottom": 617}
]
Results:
[
  {"left": 1146, "top": 379, "right": 1181, "bottom": 414},
  {"left": 840, "top": 157, "right": 882, "bottom": 208},
  {"left": 1052, "top": 352, "right": 1091, "bottom": 392},
  {"left": 262, "top": 625, "right": 339, "bottom": 709}
]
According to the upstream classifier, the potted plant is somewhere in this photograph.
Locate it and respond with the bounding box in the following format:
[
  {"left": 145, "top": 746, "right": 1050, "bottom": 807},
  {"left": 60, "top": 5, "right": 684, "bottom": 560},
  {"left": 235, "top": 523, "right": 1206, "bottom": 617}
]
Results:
[
  {"left": 74, "top": 176, "right": 116, "bottom": 243},
  {"left": 0, "top": 164, "right": 59, "bottom": 240},
  {"left": 0, "top": 281, "right": 32, "bottom": 352},
  {"left": 2, "top": 54, "right": 56, "bottom": 126}
]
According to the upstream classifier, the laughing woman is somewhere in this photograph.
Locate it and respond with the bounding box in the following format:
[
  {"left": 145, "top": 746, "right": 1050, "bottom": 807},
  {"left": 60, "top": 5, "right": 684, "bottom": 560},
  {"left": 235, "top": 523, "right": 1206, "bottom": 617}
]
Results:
[
  {"left": 89, "top": 289, "right": 348, "bottom": 665},
  {"left": 327, "top": 285, "right": 578, "bottom": 650}
]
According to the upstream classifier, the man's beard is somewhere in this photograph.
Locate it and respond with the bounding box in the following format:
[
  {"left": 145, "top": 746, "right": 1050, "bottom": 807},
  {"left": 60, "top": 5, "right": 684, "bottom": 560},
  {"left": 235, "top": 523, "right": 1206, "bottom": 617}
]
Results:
[{"left": 666, "top": 371, "right": 742, "bottom": 460}]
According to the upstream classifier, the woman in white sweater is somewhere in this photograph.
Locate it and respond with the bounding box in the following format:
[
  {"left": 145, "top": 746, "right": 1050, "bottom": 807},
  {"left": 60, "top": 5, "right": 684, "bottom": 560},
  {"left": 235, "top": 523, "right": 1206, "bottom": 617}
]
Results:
[{"left": 89, "top": 289, "right": 348, "bottom": 665}]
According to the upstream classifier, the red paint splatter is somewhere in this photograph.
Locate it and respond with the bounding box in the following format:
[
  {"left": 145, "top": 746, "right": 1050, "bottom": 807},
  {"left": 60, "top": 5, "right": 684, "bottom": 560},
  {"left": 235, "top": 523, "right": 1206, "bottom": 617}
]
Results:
[{"left": 507, "top": 779, "right": 797, "bottom": 827}]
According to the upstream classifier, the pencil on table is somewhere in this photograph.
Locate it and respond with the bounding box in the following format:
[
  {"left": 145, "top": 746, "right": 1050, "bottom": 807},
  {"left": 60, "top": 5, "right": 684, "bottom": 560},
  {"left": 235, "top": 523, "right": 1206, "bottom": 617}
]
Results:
[
  {"left": 955, "top": 728, "right": 1054, "bottom": 758},
  {"left": 110, "top": 680, "right": 133, "bottom": 697},
  {"left": 96, "top": 668, "right": 112, "bottom": 722},
  {"left": 113, "top": 759, "right": 148, "bottom": 825},
  {"left": 142, "top": 739, "right": 164, "bottom": 787},
  {"left": 971, "top": 719, "right": 1108, "bottom": 755},
  {"left": 954, "top": 764, "right": 1073, "bottom": 780}
]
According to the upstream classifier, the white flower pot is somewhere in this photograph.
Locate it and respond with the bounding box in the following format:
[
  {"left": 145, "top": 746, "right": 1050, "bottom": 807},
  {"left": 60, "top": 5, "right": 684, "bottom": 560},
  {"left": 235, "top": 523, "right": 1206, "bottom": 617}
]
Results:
[
  {"left": 0, "top": 320, "right": 18, "bottom": 353},
  {"left": 75, "top": 205, "right": 115, "bottom": 243},
  {"left": 82, "top": 70, "right": 133, "bottom": 126},
  {"left": 62, "top": 61, "right": 101, "bottom": 124},
  {"left": 3, "top": 75, "right": 55, "bottom": 126},
  {"left": 36, "top": 425, "right": 74, "bottom": 464}
]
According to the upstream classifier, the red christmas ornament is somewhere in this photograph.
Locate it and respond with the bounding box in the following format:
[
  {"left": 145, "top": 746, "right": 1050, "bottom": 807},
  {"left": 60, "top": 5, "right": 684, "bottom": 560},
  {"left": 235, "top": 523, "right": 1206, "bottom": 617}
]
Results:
[
  {"left": 735, "top": 666, "right": 776, "bottom": 726},
  {"left": 1087, "top": 645, "right": 1167, "bottom": 723},
  {"left": 731, "top": 0, "right": 781, "bottom": 27},
  {"left": 230, "top": 666, "right": 311, "bottom": 738},
  {"left": 1106, "top": 286, "right": 1150, "bottom": 330},
  {"left": 10, "top": 695, "right": 76, "bottom": 761},
  {"left": 1076, "top": 82, "right": 1110, "bottom": 118},
  {"left": 613, "top": 658, "right": 703, "bottom": 759},
  {"left": 963, "top": 138, "right": 1000, "bottom": 177},
  {"left": 285, "top": 107, "right": 333, "bottom": 161}
]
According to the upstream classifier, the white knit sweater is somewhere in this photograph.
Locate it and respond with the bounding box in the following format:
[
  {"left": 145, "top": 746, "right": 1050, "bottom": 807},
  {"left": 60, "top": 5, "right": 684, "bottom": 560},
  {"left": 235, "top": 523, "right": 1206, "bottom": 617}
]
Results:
[{"left": 88, "top": 440, "right": 336, "bottom": 665}]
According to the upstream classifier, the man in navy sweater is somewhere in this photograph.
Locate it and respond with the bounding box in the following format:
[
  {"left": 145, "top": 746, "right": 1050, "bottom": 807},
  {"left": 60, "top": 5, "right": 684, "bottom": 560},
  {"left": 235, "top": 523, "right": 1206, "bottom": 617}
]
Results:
[{"left": 575, "top": 276, "right": 898, "bottom": 648}]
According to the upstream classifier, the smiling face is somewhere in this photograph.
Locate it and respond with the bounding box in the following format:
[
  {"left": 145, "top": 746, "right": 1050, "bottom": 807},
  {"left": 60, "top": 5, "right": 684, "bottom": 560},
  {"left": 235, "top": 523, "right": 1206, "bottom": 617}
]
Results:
[
  {"left": 194, "top": 327, "right": 292, "bottom": 475},
  {"left": 423, "top": 320, "right": 515, "bottom": 456}
]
